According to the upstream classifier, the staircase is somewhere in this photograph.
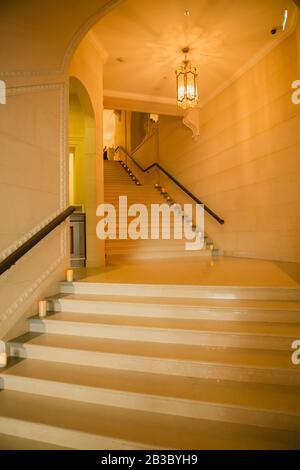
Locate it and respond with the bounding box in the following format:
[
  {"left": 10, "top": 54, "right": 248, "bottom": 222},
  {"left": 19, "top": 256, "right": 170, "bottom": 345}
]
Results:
[
  {"left": 0, "top": 161, "right": 299, "bottom": 449},
  {"left": 104, "top": 161, "right": 216, "bottom": 262},
  {"left": 1, "top": 279, "right": 300, "bottom": 449}
]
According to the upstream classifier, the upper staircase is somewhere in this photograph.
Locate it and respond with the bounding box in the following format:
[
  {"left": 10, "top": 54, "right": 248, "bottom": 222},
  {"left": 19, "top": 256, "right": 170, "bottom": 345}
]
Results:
[{"left": 104, "top": 161, "right": 216, "bottom": 262}]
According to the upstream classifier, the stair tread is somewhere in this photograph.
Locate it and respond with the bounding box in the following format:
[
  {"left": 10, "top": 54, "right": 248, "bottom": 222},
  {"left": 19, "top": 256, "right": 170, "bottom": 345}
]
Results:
[
  {"left": 55, "top": 294, "right": 300, "bottom": 312},
  {"left": 105, "top": 241, "right": 200, "bottom": 245},
  {"left": 8, "top": 332, "right": 298, "bottom": 370},
  {"left": 0, "top": 432, "right": 68, "bottom": 450},
  {"left": 60, "top": 275, "right": 300, "bottom": 290},
  {"left": 0, "top": 389, "right": 299, "bottom": 449},
  {"left": 2, "top": 358, "right": 300, "bottom": 415},
  {"left": 105, "top": 244, "right": 199, "bottom": 249},
  {"left": 106, "top": 248, "right": 211, "bottom": 254},
  {"left": 32, "top": 312, "right": 300, "bottom": 337}
]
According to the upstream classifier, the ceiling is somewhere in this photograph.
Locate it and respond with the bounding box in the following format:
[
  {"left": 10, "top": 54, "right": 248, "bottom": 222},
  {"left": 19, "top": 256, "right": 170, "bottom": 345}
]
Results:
[
  {"left": 0, "top": 0, "right": 120, "bottom": 75},
  {"left": 91, "top": 0, "right": 298, "bottom": 108}
]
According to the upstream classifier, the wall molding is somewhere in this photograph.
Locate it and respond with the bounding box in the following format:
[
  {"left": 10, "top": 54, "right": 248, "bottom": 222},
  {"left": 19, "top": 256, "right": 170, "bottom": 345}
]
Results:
[
  {"left": 0, "top": 69, "right": 62, "bottom": 79},
  {"left": 0, "top": 253, "right": 65, "bottom": 330},
  {"left": 0, "top": 208, "right": 65, "bottom": 264},
  {"left": 6, "top": 82, "right": 64, "bottom": 95}
]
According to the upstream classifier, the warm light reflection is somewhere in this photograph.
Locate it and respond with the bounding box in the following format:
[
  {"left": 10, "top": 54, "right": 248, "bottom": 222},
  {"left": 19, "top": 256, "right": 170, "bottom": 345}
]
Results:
[
  {"left": 69, "top": 149, "right": 75, "bottom": 204},
  {"left": 282, "top": 9, "right": 288, "bottom": 31},
  {"left": 176, "top": 61, "right": 198, "bottom": 109}
]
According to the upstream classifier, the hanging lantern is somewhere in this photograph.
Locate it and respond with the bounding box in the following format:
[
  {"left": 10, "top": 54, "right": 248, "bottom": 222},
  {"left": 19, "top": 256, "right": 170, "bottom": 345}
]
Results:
[{"left": 176, "top": 47, "right": 198, "bottom": 109}]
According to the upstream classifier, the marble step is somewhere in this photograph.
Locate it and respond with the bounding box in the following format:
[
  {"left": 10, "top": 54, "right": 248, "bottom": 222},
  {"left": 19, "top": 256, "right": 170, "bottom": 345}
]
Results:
[
  {"left": 106, "top": 250, "right": 214, "bottom": 261},
  {"left": 2, "top": 358, "right": 300, "bottom": 432},
  {"left": 50, "top": 294, "right": 300, "bottom": 323},
  {"left": 104, "top": 193, "right": 162, "bottom": 198},
  {"left": 0, "top": 390, "right": 299, "bottom": 449},
  {"left": 105, "top": 239, "right": 209, "bottom": 247},
  {"left": 103, "top": 203, "right": 174, "bottom": 207},
  {"left": 105, "top": 246, "right": 212, "bottom": 256},
  {"left": 104, "top": 182, "right": 156, "bottom": 185},
  {"left": 104, "top": 196, "right": 165, "bottom": 200},
  {"left": 0, "top": 432, "right": 68, "bottom": 450},
  {"left": 104, "top": 189, "right": 168, "bottom": 193},
  {"left": 104, "top": 199, "right": 168, "bottom": 204},
  {"left": 104, "top": 172, "right": 137, "bottom": 176},
  {"left": 104, "top": 223, "right": 203, "bottom": 230},
  {"left": 104, "top": 181, "right": 137, "bottom": 185},
  {"left": 28, "top": 312, "right": 300, "bottom": 350},
  {"left": 105, "top": 252, "right": 213, "bottom": 263},
  {"left": 104, "top": 236, "right": 210, "bottom": 244},
  {"left": 105, "top": 238, "right": 207, "bottom": 244},
  {"left": 59, "top": 281, "right": 300, "bottom": 301},
  {"left": 105, "top": 190, "right": 155, "bottom": 193},
  {"left": 7, "top": 333, "right": 300, "bottom": 386},
  {"left": 104, "top": 191, "right": 164, "bottom": 195},
  {"left": 104, "top": 218, "right": 205, "bottom": 225}
]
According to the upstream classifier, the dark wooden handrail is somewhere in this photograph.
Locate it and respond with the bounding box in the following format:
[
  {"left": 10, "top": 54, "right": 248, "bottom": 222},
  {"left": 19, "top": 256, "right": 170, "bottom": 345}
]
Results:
[
  {"left": 116, "top": 146, "right": 225, "bottom": 225},
  {"left": 0, "top": 206, "right": 76, "bottom": 276}
]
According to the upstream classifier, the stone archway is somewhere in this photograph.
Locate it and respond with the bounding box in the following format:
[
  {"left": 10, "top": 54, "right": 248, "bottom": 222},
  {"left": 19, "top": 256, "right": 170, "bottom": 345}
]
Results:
[{"left": 69, "top": 77, "right": 99, "bottom": 268}]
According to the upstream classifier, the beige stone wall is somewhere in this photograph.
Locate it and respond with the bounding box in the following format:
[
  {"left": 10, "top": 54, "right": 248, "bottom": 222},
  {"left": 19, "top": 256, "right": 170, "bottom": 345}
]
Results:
[
  {"left": 0, "top": 86, "right": 63, "bottom": 252},
  {"left": 130, "top": 112, "right": 148, "bottom": 152},
  {"left": 114, "top": 110, "right": 134, "bottom": 153},
  {"left": 0, "top": 80, "right": 69, "bottom": 339},
  {"left": 156, "top": 24, "right": 300, "bottom": 263},
  {"left": 0, "top": 2, "right": 118, "bottom": 339},
  {"left": 114, "top": 111, "right": 150, "bottom": 154}
]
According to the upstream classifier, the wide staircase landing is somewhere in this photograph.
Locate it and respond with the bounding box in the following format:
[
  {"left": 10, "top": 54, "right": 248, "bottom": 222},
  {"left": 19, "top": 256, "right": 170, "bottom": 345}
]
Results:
[{"left": 1, "top": 270, "right": 300, "bottom": 449}]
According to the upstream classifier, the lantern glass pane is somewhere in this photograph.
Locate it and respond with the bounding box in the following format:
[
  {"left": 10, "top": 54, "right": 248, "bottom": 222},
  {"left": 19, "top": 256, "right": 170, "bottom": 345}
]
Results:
[
  {"left": 177, "top": 72, "right": 185, "bottom": 102},
  {"left": 186, "top": 72, "right": 195, "bottom": 100},
  {"left": 176, "top": 62, "right": 198, "bottom": 108}
]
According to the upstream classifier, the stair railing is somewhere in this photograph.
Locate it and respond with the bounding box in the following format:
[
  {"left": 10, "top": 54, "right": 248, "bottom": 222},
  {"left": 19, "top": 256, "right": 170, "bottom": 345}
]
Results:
[
  {"left": 0, "top": 206, "right": 76, "bottom": 277},
  {"left": 115, "top": 132, "right": 224, "bottom": 225}
]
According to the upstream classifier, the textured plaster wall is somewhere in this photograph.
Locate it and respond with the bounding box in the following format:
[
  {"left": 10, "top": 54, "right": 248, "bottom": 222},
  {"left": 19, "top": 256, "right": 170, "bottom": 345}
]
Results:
[
  {"left": 0, "top": 1, "right": 117, "bottom": 338},
  {"left": 155, "top": 23, "right": 300, "bottom": 262}
]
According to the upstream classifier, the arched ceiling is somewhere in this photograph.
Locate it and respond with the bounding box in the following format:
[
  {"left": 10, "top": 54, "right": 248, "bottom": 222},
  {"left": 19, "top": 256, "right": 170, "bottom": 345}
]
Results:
[
  {"left": 90, "top": 0, "right": 299, "bottom": 107},
  {"left": 0, "top": 0, "right": 122, "bottom": 75}
]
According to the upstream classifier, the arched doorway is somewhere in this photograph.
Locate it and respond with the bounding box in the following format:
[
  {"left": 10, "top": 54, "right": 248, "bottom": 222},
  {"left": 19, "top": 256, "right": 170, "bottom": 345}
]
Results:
[{"left": 69, "top": 77, "right": 98, "bottom": 268}]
